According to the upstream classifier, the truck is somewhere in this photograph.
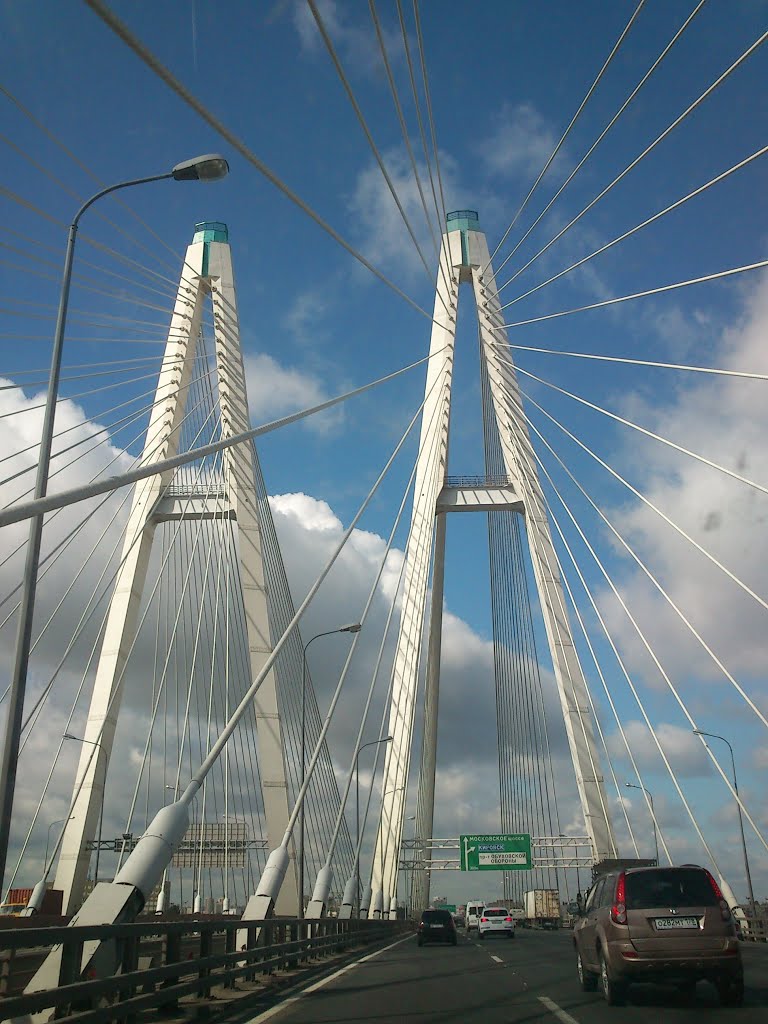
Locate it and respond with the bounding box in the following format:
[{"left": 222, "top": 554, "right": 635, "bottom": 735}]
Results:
[
  {"left": 0, "top": 887, "right": 63, "bottom": 917},
  {"left": 523, "top": 889, "right": 560, "bottom": 930}
]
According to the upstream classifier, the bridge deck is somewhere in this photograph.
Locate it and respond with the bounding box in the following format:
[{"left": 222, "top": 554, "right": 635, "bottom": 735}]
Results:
[{"left": 227, "top": 929, "right": 768, "bottom": 1024}]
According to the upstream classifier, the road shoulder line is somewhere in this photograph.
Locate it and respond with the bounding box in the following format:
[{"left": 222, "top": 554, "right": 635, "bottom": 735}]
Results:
[
  {"left": 538, "top": 995, "right": 581, "bottom": 1024},
  {"left": 243, "top": 932, "right": 412, "bottom": 1024}
]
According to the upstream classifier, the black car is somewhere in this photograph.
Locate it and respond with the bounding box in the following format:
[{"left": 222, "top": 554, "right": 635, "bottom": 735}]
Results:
[{"left": 417, "top": 908, "right": 458, "bottom": 946}]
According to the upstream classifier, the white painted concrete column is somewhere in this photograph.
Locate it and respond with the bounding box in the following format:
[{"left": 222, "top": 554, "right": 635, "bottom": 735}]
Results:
[
  {"left": 370, "top": 229, "right": 459, "bottom": 905},
  {"left": 472, "top": 231, "right": 616, "bottom": 861},
  {"left": 206, "top": 238, "right": 299, "bottom": 916},
  {"left": 55, "top": 252, "right": 206, "bottom": 913}
]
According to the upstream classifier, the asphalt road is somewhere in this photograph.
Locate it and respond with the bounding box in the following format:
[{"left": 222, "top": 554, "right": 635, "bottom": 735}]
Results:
[{"left": 236, "top": 927, "right": 768, "bottom": 1024}]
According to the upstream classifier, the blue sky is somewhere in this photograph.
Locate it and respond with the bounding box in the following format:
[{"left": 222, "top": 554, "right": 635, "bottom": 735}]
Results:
[{"left": 1, "top": 0, "right": 768, "bottom": 907}]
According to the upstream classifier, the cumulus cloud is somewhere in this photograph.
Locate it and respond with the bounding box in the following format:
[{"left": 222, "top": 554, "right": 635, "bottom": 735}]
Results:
[
  {"left": 606, "top": 720, "right": 712, "bottom": 779},
  {"left": 597, "top": 273, "right": 768, "bottom": 695},
  {"left": 245, "top": 351, "right": 344, "bottom": 435},
  {"left": 347, "top": 146, "right": 455, "bottom": 279}
]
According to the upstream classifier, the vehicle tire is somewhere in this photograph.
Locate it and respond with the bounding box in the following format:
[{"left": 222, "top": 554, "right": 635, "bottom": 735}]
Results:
[
  {"left": 717, "top": 975, "right": 744, "bottom": 1007},
  {"left": 599, "top": 950, "right": 627, "bottom": 1006},
  {"left": 577, "top": 951, "right": 598, "bottom": 992},
  {"left": 478, "top": 931, "right": 485, "bottom": 940},
  {"left": 508, "top": 932, "right": 515, "bottom": 940}
]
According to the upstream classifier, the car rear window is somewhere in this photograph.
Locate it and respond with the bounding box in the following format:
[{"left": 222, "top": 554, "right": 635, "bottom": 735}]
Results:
[
  {"left": 624, "top": 869, "right": 718, "bottom": 910},
  {"left": 421, "top": 910, "right": 452, "bottom": 923},
  {"left": 483, "top": 908, "right": 508, "bottom": 917}
]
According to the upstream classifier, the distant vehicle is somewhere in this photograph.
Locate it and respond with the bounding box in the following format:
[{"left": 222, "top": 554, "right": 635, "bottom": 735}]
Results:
[
  {"left": 571, "top": 865, "right": 743, "bottom": 1006},
  {"left": 417, "top": 908, "right": 458, "bottom": 946},
  {"left": 524, "top": 889, "right": 560, "bottom": 929},
  {"left": 465, "top": 901, "right": 484, "bottom": 933},
  {"left": 478, "top": 907, "right": 515, "bottom": 940},
  {"left": 0, "top": 887, "right": 63, "bottom": 916}
]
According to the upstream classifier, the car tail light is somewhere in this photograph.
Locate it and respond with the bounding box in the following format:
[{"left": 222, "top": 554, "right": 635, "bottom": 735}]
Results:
[
  {"left": 610, "top": 871, "right": 627, "bottom": 925},
  {"left": 705, "top": 869, "right": 732, "bottom": 921},
  {"left": 481, "top": 917, "right": 488, "bottom": 922},
  {"left": 621, "top": 951, "right": 638, "bottom": 959},
  {"left": 505, "top": 917, "right": 513, "bottom": 922}
]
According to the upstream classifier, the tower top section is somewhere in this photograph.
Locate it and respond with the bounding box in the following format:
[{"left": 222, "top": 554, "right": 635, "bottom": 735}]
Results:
[
  {"left": 193, "top": 221, "right": 229, "bottom": 243},
  {"left": 446, "top": 210, "right": 481, "bottom": 232}
]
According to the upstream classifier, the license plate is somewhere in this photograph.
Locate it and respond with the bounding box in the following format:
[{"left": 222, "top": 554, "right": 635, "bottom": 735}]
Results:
[
  {"left": 429, "top": 924, "right": 444, "bottom": 929},
  {"left": 653, "top": 917, "right": 699, "bottom": 930}
]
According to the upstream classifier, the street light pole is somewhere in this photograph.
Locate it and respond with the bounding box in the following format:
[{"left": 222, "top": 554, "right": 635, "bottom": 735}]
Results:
[
  {"left": 44, "top": 818, "right": 70, "bottom": 873},
  {"left": 693, "top": 729, "right": 756, "bottom": 916},
  {"left": 299, "top": 623, "right": 361, "bottom": 915},
  {"left": 355, "top": 736, "right": 392, "bottom": 918},
  {"left": 64, "top": 734, "right": 106, "bottom": 884},
  {"left": 0, "top": 154, "right": 229, "bottom": 890},
  {"left": 625, "top": 783, "right": 659, "bottom": 864}
]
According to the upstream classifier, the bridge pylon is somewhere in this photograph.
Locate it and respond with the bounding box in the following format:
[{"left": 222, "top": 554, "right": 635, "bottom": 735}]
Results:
[
  {"left": 52, "top": 222, "right": 300, "bottom": 918},
  {"left": 371, "top": 211, "right": 617, "bottom": 913}
]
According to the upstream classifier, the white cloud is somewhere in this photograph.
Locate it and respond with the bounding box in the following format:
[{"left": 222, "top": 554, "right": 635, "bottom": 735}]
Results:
[
  {"left": 347, "top": 147, "right": 450, "bottom": 279},
  {"left": 290, "top": 0, "right": 404, "bottom": 77},
  {"left": 281, "top": 288, "right": 331, "bottom": 346},
  {"left": 606, "top": 720, "right": 712, "bottom": 779},
  {"left": 245, "top": 351, "right": 344, "bottom": 435},
  {"left": 597, "top": 273, "right": 768, "bottom": 694},
  {"left": 479, "top": 101, "right": 559, "bottom": 182}
]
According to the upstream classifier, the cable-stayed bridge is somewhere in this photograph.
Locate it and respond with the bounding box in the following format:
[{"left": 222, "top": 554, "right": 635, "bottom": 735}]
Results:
[{"left": 0, "top": 1, "right": 767, "bottom": 1020}]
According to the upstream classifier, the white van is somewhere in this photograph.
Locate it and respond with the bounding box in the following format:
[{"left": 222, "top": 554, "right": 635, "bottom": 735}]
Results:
[{"left": 465, "top": 901, "right": 484, "bottom": 933}]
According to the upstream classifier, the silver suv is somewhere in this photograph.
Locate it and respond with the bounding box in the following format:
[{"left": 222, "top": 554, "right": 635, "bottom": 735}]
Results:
[{"left": 572, "top": 865, "right": 743, "bottom": 1006}]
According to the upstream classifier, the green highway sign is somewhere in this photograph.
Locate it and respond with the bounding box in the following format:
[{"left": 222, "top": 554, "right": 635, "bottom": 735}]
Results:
[{"left": 460, "top": 833, "right": 532, "bottom": 871}]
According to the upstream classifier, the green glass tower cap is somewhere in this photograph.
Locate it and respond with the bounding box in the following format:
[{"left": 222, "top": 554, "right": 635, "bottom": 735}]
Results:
[
  {"left": 193, "top": 221, "right": 229, "bottom": 243},
  {"left": 446, "top": 210, "right": 480, "bottom": 232}
]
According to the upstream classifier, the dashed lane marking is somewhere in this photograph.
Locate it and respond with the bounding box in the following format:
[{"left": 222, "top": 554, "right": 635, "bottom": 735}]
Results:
[
  {"left": 243, "top": 932, "right": 412, "bottom": 1024},
  {"left": 490, "top": 955, "right": 503, "bottom": 963},
  {"left": 538, "top": 995, "right": 581, "bottom": 1024}
]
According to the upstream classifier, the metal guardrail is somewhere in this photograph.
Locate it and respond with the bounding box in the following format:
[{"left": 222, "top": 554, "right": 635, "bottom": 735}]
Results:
[
  {"left": 0, "top": 916, "right": 407, "bottom": 1023},
  {"left": 740, "top": 916, "right": 768, "bottom": 942},
  {"left": 443, "top": 475, "right": 513, "bottom": 488}
]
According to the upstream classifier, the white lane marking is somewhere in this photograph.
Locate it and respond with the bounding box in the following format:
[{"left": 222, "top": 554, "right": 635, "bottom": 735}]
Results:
[
  {"left": 490, "top": 954, "right": 503, "bottom": 963},
  {"left": 538, "top": 995, "right": 581, "bottom": 1024},
  {"left": 244, "top": 933, "right": 412, "bottom": 1024}
]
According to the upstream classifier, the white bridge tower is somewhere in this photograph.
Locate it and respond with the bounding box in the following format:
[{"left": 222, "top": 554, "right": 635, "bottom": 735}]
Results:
[
  {"left": 371, "top": 211, "right": 617, "bottom": 915},
  {"left": 54, "top": 222, "right": 300, "bottom": 917}
]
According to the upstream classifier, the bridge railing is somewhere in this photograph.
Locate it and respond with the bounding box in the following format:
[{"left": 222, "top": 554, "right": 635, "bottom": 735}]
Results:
[
  {"left": 740, "top": 916, "right": 768, "bottom": 942},
  {"left": 443, "top": 475, "right": 514, "bottom": 489},
  {"left": 0, "top": 916, "right": 407, "bottom": 1023}
]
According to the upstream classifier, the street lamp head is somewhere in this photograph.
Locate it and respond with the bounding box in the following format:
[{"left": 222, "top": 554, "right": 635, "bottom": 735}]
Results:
[
  {"left": 340, "top": 623, "right": 362, "bottom": 634},
  {"left": 172, "top": 154, "right": 230, "bottom": 182}
]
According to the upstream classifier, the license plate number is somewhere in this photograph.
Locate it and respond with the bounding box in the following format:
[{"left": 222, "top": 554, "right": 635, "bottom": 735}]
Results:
[
  {"left": 654, "top": 917, "right": 699, "bottom": 930},
  {"left": 429, "top": 924, "right": 444, "bottom": 929}
]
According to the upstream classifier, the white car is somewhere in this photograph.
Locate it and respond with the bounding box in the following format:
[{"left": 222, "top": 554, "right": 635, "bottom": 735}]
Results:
[
  {"left": 465, "top": 901, "right": 484, "bottom": 934},
  {"left": 478, "top": 907, "right": 516, "bottom": 939}
]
